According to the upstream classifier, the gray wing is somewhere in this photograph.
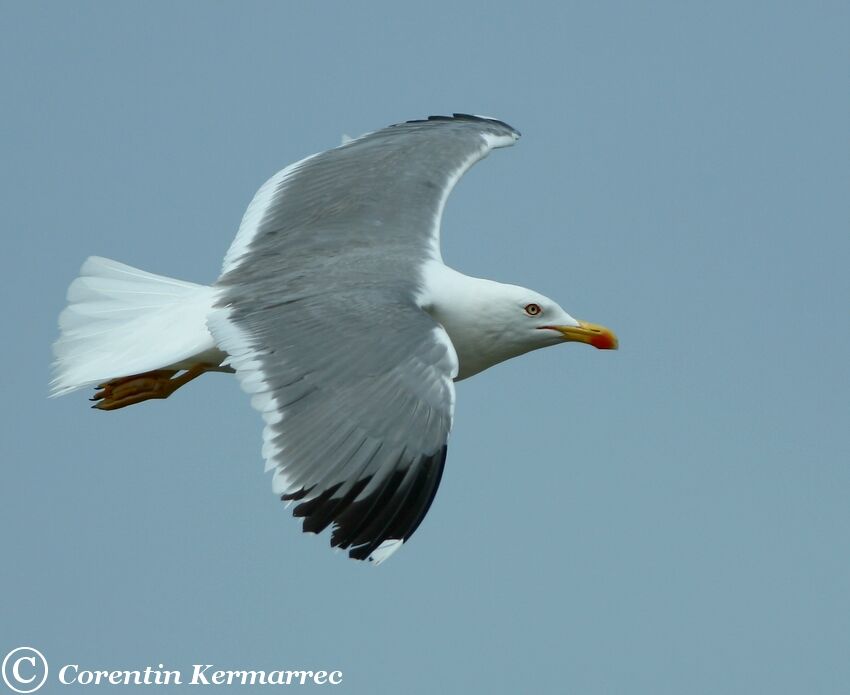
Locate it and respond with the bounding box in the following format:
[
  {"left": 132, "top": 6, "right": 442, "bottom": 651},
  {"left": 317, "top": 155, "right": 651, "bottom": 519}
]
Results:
[{"left": 210, "top": 115, "right": 520, "bottom": 562}]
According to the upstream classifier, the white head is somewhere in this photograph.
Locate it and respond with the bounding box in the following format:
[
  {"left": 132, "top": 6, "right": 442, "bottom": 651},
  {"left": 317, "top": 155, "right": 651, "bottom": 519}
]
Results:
[{"left": 423, "top": 266, "right": 617, "bottom": 380}]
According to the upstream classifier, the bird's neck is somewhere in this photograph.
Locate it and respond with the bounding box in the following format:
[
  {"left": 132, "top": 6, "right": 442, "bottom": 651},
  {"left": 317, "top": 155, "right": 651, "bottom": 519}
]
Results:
[{"left": 417, "top": 262, "right": 535, "bottom": 381}]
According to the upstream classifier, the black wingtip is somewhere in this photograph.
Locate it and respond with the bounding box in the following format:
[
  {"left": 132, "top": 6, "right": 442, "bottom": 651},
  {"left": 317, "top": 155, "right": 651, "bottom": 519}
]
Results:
[
  {"left": 398, "top": 113, "right": 520, "bottom": 137},
  {"left": 280, "top": 445, "right": 448, "bottom": 563}
]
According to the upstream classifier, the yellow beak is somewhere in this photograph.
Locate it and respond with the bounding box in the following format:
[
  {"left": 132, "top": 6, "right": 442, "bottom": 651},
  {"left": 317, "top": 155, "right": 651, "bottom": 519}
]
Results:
[{"left": 549, "top": 320, "right": 618, "bottom": 350}]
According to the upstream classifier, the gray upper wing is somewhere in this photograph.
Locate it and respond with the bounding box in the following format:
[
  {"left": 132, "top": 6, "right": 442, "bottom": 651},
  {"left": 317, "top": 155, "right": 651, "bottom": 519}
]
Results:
[
  {"left": 210, "top": 115, "right": 519, "bottom": 562},
  {"left": 219, "top": 114, "right": 520, "bottom": 278}
]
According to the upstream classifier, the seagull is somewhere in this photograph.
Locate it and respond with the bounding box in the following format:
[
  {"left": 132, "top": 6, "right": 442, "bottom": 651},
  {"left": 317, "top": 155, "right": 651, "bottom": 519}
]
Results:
[{"left": 51, "top": 114, "right": 618, "bottom": 564}]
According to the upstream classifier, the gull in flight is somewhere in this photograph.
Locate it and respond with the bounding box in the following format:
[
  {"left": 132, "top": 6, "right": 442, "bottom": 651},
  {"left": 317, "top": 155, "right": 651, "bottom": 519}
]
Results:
[{"left": 51, "top": 114, "right": 618, "bottom": 564}]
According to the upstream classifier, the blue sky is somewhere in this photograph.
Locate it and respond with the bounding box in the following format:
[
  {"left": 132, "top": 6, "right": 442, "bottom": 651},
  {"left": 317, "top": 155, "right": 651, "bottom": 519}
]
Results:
[{"left": 2, "top": 2, "right": 848, "bottom": 693}]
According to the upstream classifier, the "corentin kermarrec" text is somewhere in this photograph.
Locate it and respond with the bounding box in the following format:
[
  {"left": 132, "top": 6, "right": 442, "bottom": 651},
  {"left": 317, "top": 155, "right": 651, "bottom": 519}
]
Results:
[{"left": 58, "top": 663, "right": 343, "bottom": 686}]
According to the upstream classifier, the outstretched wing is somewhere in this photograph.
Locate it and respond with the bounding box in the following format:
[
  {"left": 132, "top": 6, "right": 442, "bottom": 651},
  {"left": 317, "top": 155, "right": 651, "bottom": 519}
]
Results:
[{"left": 210, "top": 115, "right": 520, "bottom": 562}]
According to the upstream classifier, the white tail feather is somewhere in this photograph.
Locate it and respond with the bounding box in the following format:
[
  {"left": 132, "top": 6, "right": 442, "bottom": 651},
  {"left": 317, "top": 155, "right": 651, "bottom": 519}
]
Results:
[{"left": 51, "top": 256, "right": 221, "bottom": 397}]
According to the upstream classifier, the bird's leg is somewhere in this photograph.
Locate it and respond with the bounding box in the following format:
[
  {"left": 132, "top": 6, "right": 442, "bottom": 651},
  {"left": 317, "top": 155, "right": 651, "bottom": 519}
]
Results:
[{"left": 90, "top": 364, "right": 211, "bottom": 411}]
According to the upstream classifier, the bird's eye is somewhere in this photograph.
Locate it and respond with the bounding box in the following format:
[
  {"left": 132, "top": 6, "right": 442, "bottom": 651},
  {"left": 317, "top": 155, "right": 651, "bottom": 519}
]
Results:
[{"left": 524, "top": 303, "right": 542, "bottom": 316}]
